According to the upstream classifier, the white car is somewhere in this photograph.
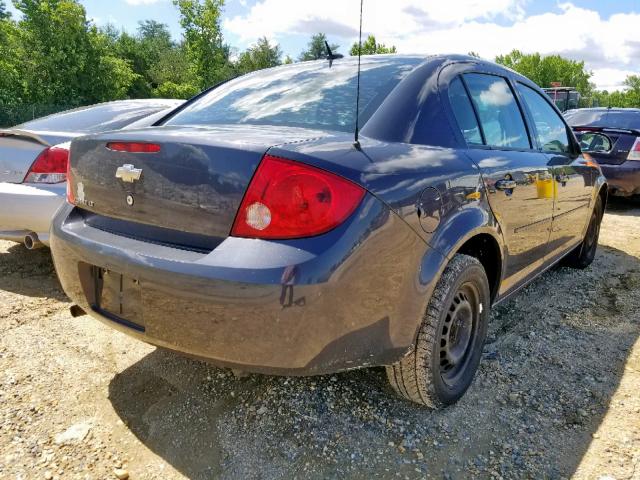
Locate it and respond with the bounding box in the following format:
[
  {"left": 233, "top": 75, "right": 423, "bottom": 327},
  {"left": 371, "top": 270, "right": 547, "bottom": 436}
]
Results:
[{"left": 0, "top": 99, "right": 183, "bottom": 248}]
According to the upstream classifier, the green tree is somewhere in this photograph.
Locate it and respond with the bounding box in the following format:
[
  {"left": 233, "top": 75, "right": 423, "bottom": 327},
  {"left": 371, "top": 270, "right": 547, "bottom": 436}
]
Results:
[
  {"left": 283, "top": 55, "right": 293, "bottom": 64},
  {"left": 173, "top": 0, "right": 233, "bottom": 88},
  {"left": 495, "top": 50, "right": 592, "bottom": 96},
  {"left": 150, "top": 44, "right": 198, "bottom": 97},
  {"left": 349, "top": 35, "right": 396, "bottom": 56},
  {"left": 113, "top": 30, "right": 152, "bottom": 97},
  {"left": 13, "top": 0, "right": 136, "bottom": 106},
  {"left": 112, "top": 20, "right": 181, "bottom": 97},
  {"left": 0, "top": 1, "right": 23, "bottom": 121},
  {"left": 623, "top": 75, "right": 640, "bottom": 107},
  {"left": 153, "top": 80, "right": 199, "bottom": 99},
  {"left": 138, "top": 19, "right": 172, "bottom": 46},
  {"left": 298, "top": 33, "right": 338, "bottom": 61},
  {"left": 236, "top": 36, "right": 282, "bottom": 74}
]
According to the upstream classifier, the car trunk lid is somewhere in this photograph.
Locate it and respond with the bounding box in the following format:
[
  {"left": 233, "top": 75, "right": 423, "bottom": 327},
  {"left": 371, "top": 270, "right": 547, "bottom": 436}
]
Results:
[{"left": 69, "top": 124, "right": 329, "bottom": 239}]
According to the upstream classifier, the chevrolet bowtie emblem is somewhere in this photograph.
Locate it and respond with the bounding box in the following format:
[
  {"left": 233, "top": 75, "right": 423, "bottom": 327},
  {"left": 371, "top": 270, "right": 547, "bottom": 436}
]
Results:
[{"left": 115, "top": 164, "right": 142, "bottom": 183}]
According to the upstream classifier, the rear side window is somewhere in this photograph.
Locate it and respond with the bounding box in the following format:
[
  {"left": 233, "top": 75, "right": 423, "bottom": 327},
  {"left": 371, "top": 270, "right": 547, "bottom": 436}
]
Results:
[
  {"left": 517, "top": 84, "right": 570, "bottom": 153},
  {"left": 448, "top": 77, "right": 483, "bottom": 145},
  {"left": 463, "top": 73, "right": 530, "bottom": 149}
]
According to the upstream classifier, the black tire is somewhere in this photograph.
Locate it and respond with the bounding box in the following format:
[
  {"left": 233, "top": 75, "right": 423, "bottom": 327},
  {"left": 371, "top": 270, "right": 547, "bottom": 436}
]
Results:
[
  {"left": 386, "top": 254, "right": 490, "bottom": 408},
  {"left": 562, "top": 195, "right": 603, "bottom": 269}
]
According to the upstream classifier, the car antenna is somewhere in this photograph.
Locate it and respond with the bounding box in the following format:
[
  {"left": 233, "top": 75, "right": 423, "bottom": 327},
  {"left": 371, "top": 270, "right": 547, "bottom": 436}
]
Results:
[
  {"left": 353, "top": 0, "right": 364, "bottom": 150},
  {"left": 325, "top": 40, "right": 343, "bottom": 68}
]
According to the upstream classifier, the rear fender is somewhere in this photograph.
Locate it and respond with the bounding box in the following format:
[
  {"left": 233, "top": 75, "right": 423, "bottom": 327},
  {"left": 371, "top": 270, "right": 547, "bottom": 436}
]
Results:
[
  {"left": 397, "top": 205, "right": 504, "bottom": 351},
  {"left": 430, "top": 204, "right": 504, "bottom": 263}
]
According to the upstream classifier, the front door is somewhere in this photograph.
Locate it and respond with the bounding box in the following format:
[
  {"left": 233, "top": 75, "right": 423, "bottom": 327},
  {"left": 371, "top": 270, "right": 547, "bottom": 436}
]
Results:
[{"left": 515, "top": 83, "right": 596, "bottom": 260}]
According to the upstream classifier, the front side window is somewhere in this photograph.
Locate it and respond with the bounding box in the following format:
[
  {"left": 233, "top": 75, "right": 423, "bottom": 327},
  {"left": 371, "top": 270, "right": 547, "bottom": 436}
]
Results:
[
  {"left": 518, "top": 83, "right": 571, "bottom": 153},
  {"left": 463, "top": 73, "right": 530, "bottom": 150},
  {"left": 448, "top": 77, "right": 483, "bottom": 145}
]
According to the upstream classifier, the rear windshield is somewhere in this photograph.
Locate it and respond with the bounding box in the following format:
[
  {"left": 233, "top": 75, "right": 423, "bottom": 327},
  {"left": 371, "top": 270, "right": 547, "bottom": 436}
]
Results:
[
  {"left": 564, "top": 109, "right": 640, "bottom": 130},
  {"left": 18, "top": 102, "right": 180, "bottom": 133},
  {"left": 165, "top": 57, "right": 422, "bottom": 133}
]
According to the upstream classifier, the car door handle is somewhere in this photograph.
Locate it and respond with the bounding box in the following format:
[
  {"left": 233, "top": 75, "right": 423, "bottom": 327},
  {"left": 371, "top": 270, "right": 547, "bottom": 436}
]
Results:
[{"left": 495, "top": 179, "right": 517, "bottom": 190}]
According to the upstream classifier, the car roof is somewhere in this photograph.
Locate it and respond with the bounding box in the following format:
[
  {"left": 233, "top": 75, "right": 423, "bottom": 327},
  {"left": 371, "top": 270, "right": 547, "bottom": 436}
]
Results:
[
  {"left": 258, "top": 53, "right": 529, "bottom": 82},
  {"left": 567, "top": 107, "right": 640, "bottom": 113}
]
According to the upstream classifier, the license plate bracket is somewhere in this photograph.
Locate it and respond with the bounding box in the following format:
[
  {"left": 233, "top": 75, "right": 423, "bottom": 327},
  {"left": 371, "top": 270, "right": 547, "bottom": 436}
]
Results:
[{"left": 93, "top": 266, "right": 144, "bottom": 331}]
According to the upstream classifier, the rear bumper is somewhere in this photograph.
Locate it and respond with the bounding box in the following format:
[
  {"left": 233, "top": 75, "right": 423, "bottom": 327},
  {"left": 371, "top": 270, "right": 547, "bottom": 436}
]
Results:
[
  {"left": 600, "top": 162, "right": 640, "bottom": 197},
  {"left": 0, "top": 182, "right": 65, "bottom": 245},
  {"left": 50, "top": 197, "right": 438, "bottom": 375}
]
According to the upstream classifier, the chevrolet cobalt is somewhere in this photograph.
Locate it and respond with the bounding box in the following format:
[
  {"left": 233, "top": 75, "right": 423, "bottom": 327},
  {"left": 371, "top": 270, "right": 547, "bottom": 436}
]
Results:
[{"left": 50, "top": 55, "right": 607, "bottom": 407}]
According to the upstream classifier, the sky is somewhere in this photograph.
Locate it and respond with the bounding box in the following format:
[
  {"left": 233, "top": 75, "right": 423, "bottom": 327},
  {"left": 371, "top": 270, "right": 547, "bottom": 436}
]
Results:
[{"left": 6, "top": 0, "right": 640, "bottom": 90}]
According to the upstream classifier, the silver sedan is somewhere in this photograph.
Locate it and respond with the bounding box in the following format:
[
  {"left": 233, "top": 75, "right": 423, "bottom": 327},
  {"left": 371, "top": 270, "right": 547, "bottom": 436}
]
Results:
[{"left": 0, "top": 99, "right": 183, "bottom": 248}]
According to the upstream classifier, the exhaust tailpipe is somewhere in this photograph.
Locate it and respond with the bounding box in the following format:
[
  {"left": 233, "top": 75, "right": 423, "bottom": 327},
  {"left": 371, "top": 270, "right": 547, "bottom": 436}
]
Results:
[{"left": 24, "top": 232, "right": 44, "bottom": 250}]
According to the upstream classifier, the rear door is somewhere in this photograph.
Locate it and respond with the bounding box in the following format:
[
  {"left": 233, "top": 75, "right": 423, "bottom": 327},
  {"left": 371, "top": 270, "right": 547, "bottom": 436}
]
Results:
[
  {"left": 516, "top": 83, "right": 596, "bottom": 260},
  {"left": 449, "top": 73, "right": 554, "bottom": 295}
]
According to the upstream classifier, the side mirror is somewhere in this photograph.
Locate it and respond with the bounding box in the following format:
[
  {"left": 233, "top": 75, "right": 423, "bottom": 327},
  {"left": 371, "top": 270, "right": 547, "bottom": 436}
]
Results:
[{"left": 577, "top": 132, "right": 612, "bottom": 153}]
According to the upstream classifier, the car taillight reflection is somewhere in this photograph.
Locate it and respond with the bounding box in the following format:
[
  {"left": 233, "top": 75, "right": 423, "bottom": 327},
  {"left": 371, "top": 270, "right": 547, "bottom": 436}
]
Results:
[{"left": 23, "top": 144, "right": 70, "bottom": 184}]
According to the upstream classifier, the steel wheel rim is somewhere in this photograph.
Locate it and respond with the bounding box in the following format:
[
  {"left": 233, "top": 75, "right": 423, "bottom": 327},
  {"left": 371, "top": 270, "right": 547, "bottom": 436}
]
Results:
[{"left": 439, "top": 282, "right": 480, "bottom": 387}]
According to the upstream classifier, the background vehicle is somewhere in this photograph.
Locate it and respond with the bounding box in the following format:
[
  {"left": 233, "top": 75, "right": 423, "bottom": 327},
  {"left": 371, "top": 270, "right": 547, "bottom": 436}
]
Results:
[
  {"left": 0, "top": 99, "right": 183, "bottom": 248},
  {"left": 565, "top": 108, "right": 640, "bottom": 197},
  {"left": 543, "top": 87, "right": 581, "bottom": 112},
  {"left": 51, "top": 55, "right": 606, "bottom": 407}
]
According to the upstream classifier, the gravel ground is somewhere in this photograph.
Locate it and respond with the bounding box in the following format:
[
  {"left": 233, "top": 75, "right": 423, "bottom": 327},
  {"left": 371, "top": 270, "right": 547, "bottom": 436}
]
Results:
[{"left": 1, "top": 199, "right": 639, "bottom": 480}]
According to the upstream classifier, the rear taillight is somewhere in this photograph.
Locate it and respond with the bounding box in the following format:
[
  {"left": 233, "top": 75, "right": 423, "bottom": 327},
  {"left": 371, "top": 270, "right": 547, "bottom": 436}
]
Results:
[
  {"left": 628, "top": 138, "right": 640, "bottom": 161},
  {"left": 23, "top": 144, "right": 70, "bottom": 184},
  {"left": 231, "top": 155, "right": 365, "bottom": 239}
]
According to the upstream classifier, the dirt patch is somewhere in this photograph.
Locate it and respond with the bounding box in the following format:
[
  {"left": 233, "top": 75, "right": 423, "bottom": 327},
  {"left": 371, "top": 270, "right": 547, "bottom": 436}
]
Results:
[{"left": 1, "top": 199, "right": 639, "bottom": 479}]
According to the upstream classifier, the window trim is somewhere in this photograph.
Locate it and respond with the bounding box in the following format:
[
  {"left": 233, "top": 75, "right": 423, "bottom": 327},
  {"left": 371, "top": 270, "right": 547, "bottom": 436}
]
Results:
[
  {"left": 515, "top": 81, "right": 578, "bottom": 156},
  {"left": 456, "top": 75, "right": 487, "bottom": 146},
  {"left": 460, "top": 72, "right": 534, "bottom": 153}
]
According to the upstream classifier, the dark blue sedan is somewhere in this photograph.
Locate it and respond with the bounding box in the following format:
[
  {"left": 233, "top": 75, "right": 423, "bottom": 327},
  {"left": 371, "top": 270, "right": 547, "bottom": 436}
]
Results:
[
  {"left": 50, "top": 55, "right": 607, "bottom": 407},
  {"left": 565, "top": 108, "right": 640, "bottom": 197}
]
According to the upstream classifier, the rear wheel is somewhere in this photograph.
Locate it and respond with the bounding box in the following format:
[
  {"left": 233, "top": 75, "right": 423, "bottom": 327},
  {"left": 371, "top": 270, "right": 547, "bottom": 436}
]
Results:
[
  {"left": 563, "top": 195, "right": 603, "bottom": 269},
  {"left": 386, "top": 254, "right": 490, "bottom": 408}
]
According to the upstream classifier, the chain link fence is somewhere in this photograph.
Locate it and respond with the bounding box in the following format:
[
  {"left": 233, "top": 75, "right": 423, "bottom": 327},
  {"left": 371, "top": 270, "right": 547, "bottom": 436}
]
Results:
[{"left": 0, "top": 104, "right": 77, "bottom": 128}]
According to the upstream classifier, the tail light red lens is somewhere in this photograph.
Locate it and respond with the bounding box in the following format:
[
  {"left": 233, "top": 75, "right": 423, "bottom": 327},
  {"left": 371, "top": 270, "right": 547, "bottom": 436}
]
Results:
[
  {"left": 106, "top": 142, "right": 161, "bottom": 153},
  {"left": 23, "top": 144, "right": 70, "bottom": 184},
  {"left": 231, "top": 155, "right": 365, "bottom": 239},
  {"left": 628, "top": 138, "right": 640, "bottom": 161}
]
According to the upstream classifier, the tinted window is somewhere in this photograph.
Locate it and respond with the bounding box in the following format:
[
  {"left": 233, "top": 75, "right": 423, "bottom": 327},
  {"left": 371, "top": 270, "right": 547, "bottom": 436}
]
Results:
[
  {"left": 564, "top": 109, "right": 640, "bottom": 130},
  {"left": 463, "top": 74, "right": 530, "bottom": 149},
  {"left": 448, "top": 77, "right": 482, "bottom": 145},
  {"left": 166, "top": 58, "right": 422, "bottom": 133},
  {"left": 518, "top": 84, "right": 570, "bottom": 153},
  {"left": 18, "top": 101, "right": 180, "bottom": 133}
]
